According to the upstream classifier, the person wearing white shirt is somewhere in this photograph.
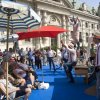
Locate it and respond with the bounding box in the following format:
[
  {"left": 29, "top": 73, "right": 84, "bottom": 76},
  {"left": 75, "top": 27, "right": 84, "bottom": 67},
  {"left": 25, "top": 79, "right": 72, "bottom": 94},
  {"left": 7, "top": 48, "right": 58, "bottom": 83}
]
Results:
[
  {"left": 41, "top": 49, "right": 47, "bottom": 66},
  {"left": 61, "top": 40, "right": 77, "bottom": 83},
  {"left": 61, "top": 47, "right": 68, "bottom": 63},
  {"left": 93, "top": 36, "right": 100, "bottom": 100},
  {"left": 47, "top": 47, "right": 56, "bottom": 72}
]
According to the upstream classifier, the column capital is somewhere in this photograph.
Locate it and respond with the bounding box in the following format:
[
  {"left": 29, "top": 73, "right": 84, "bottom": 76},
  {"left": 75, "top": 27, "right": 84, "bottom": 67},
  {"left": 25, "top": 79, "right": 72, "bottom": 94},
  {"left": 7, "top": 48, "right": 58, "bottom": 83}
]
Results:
[
  {"left": 42, "top": 11, "right": 48, "bottom": 25},
  {"left": 62, "top": 15, "right": 66, "bottom": 27}
]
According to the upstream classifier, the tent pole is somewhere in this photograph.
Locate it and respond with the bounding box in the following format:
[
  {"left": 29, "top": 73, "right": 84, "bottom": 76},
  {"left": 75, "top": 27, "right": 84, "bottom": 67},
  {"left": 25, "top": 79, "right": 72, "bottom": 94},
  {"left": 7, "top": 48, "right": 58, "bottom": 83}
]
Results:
[
  {"left": 39, "top": 37, "right": 44, "bottom": 82},
  {"left": 6, "top": 9, "right": 10, "bottom": 100}
]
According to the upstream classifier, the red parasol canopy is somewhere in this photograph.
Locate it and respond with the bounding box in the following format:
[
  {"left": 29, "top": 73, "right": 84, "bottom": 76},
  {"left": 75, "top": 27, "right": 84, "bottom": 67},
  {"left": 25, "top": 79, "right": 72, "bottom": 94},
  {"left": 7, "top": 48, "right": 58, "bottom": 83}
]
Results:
[{"left": 17, "top": 25, "right": 68, "bottom": 40}]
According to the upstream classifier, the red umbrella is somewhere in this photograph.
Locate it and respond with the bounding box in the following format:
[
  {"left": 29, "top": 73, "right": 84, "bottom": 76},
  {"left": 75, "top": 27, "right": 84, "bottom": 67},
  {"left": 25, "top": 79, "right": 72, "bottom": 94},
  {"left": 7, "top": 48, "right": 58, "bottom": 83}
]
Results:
[{"left": 17, "top": 25, "right": 68, "bottom": 40}]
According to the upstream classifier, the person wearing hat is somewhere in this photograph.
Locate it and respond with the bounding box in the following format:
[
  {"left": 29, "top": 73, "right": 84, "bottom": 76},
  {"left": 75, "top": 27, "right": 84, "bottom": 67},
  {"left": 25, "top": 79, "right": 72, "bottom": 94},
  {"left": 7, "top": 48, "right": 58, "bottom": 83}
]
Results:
[
  {"left": 61, "top": 40, "right": 77, "bottom": 83},
  {"left": 93, "top": 34, "right": 100, "bottom": 100}
]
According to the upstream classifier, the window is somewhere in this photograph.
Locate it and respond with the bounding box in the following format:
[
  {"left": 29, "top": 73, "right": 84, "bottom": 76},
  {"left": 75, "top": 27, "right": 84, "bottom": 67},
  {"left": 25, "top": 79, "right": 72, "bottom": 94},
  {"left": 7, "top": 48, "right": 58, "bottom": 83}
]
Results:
[
  {"left": 79, "top": 32, "right": 82, "bottom": 42},
  {"left": 91, "top": 24, "right": 94, "bottom": 29},
  {"left": 85, "top": 22, "right": 88, "bottom": 28},
  {"left": 97, "top": 25, "right": 99, "bottom": 29},
  {"left": 86, "top": 33, "right": 88, "bottom": 42}
]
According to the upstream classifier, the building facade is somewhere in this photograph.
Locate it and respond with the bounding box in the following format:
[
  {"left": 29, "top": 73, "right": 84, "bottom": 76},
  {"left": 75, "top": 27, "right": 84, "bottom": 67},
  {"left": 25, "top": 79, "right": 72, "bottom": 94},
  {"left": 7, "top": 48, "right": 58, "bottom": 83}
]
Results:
[{"left": 0, "top": 0, "right": 100, "bottom": 50}]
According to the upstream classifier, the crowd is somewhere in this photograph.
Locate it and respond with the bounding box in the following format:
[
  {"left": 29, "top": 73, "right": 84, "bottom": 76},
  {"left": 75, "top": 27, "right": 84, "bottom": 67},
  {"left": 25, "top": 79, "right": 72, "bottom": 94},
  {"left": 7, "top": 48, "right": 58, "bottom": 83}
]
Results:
[
  {"left": 60, "top": 34, "right": 100, "bottom": 100},
  {"left": 0, "top": 46, "right": 57, "bottom": 100},
  {"left": 0, "top": 34, "right": 100, "bottom": 100}
]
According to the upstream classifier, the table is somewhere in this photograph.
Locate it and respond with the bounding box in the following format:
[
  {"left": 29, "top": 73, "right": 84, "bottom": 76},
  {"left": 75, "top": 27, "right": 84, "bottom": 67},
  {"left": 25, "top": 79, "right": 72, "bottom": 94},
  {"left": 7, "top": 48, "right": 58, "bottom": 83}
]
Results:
[{"left": 75, "top": 65, "right": 89, "bottom": 83}]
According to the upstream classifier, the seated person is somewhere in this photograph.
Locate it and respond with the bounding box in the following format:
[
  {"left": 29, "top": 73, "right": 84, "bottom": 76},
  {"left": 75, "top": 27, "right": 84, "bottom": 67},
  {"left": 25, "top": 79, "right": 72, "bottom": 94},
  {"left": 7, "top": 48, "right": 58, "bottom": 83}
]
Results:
[
  {"left": 9, "top": 62, "right": 36, "bottom": 89},
  {"left": 0, "top": 61, "right": 26, "bottom": 86},
  {"left": 17, "top": 62, "right": 38, "bottom": 80},
  {"left": 0, "top": 71, "right": 31, "bottom": 100},
  {"left": 9, "top": 57, "right": 38, "bottom": 81}
]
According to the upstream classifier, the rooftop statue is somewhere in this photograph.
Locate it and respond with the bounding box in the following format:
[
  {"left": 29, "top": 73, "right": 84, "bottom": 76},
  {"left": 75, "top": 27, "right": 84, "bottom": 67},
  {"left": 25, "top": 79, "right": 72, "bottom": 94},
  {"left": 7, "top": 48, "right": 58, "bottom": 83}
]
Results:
[
  {"left": 82, "top": 2, "right": 87, "bottom": 11},
  {"left": 97, "top": 2, "right": 100, "bottom": 17},
  {"left": 92, "top": 7, "right": 96, "bottom": 15}
]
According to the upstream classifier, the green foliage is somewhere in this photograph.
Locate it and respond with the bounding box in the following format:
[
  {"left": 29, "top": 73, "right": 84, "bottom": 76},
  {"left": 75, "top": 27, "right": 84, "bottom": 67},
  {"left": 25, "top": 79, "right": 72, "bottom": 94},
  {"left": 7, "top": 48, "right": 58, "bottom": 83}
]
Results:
[{"left": 51, "top": 45, "right": 57, "bottom": 51}]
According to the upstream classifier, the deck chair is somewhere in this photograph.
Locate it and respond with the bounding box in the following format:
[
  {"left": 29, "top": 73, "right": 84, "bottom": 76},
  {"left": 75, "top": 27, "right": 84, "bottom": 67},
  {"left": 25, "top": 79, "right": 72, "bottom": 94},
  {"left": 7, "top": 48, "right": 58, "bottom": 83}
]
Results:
[{"left": 0, "top": 86, "right": 24, "bottom": 100}]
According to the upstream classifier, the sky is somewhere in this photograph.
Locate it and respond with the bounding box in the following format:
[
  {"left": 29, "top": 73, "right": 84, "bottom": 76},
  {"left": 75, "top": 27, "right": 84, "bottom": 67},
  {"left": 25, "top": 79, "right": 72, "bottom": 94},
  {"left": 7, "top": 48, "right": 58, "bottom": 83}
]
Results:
[{"left": 78, "top": 0, "right": 100, "bottom": 8}]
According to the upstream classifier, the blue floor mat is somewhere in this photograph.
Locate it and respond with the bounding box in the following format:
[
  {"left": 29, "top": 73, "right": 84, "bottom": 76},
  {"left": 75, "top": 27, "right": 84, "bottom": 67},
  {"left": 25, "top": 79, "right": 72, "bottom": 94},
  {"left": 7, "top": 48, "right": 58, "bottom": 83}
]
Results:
[{"left": 29, "top": 66, "right": 96, "bottom": 100}]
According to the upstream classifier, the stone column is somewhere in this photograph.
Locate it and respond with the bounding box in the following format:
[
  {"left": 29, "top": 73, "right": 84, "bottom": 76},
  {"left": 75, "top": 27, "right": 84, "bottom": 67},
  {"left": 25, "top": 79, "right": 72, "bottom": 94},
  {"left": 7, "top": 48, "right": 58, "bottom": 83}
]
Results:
[
  {"left": 67, "top": 16, "right": 72, "bottom": 44},
  {"left": 87, "top": 23, "right": 92, "bottom": 60},
  {"left": 35, "top": 9, "right": 41, "bottom": 49},
  {"left": 62, "top": 15, "right": 67, "bottom": 44},
  {"left": 81, "top": 20, "right": 86, "bottom": 46},
  {"left": 37, "top": 9, "right": 41, "bottom": 18},
  {"left": 42, "top": 11, "right": 50, "bottom": 47}
]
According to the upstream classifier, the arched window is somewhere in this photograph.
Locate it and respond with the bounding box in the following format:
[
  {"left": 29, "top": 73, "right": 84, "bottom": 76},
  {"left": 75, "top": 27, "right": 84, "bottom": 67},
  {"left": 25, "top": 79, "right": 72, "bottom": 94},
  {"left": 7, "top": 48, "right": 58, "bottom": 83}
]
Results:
[{"left": 49, "top": 15, "right": 61, "bottom": 25}]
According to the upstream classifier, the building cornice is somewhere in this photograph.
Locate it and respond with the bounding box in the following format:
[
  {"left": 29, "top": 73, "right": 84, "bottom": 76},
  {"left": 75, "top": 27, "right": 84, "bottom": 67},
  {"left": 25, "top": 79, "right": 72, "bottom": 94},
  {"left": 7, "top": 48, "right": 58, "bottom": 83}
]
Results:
[
  {"left": 70, "top": 9, "right": 100, "bottom": 20},
  {"left": 36, "top": 0, "right": 72, "bottom": 10},
  {"left": 36, "top": 0, "right": 100, "bottom": 20},
  {"left": 64, "top": 0, "right": 73, "bottom": 8}
]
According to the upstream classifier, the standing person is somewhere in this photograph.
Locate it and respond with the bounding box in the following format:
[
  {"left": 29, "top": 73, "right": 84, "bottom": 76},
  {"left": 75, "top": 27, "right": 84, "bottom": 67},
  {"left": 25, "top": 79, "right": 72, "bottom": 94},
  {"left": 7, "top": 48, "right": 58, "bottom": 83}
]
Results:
[
  {"left": 3, "top": 48, "right": 13, "bottom": 62},
  {"left": 41, "top": 49, "right": 47, "bottom": 66},
  {"left": 79, "top": 47, "right": 84, "bottom": 63},
  {"left": 60, "top": 46, "right": 68, "bottom": 69},
  {"left": 93, "top": 35, "right": 100, "bottom": 100},
  {"left": 47, "top": 47, "right": 56, "bottom": 72},
  {"left": 35, "top": 50, "right": 42, "bottom": 70},
  {"left": 0, "top": 49, "right": 3, "bottom": 64},
  {"left": 61, "top": 40, "right": 77, "bottom": 83},
  {"left": 25, "top": 47, "right": 29, "bottom": 64},
  {"left": 18, "top": 48, "right": 26, "bottom": 63},
  {"left": 90, "top": 43, "right": 96, "bottom": 65},
  {"left": 28, "top": 48, "right": 34, "bottom": 67},
  {"left": 61, "top": 47, "right": 68, "bottom": 63}
]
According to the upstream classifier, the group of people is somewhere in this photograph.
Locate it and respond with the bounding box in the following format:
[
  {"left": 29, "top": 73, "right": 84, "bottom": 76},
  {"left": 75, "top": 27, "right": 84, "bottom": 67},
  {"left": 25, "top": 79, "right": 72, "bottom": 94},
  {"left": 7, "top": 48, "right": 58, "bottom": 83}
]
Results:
[
  {"left": 60, "top": 34, "right": 100, "bottom": 100},
  {"left": 0, "top": 47, "right": 42, "bottom": 100},
  {"left": 0, "top": 33, "right": 100, "bottom": 100},
  {"left": 0, "top": 58, "right": 38, "bottom": 100},
  {"left": 17, "top": 47, "right": 57, "bottom": 72}
]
